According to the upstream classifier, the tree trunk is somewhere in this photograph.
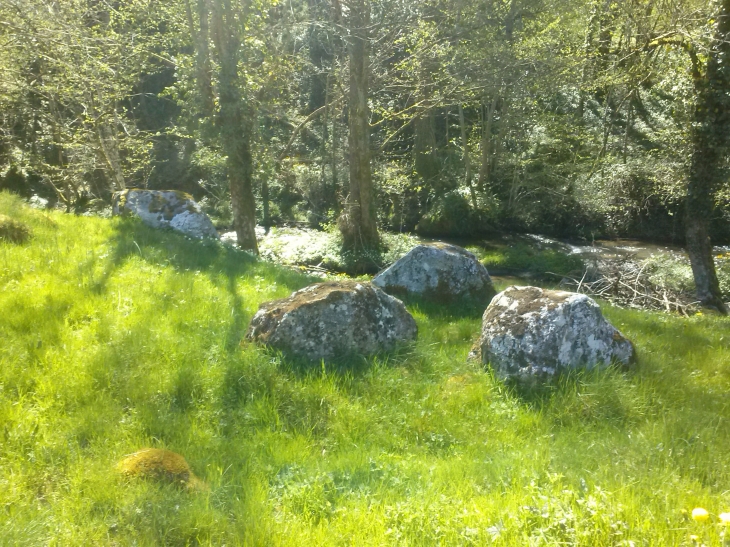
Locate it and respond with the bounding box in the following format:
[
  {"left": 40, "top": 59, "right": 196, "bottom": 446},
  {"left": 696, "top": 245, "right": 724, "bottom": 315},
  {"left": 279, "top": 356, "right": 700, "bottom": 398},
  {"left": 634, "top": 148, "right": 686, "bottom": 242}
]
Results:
[
  {"left": 195, "top": 0, "right": 216, "bottom": 115},
  {"left": 307, "top": 0, "right": 328, "bottom": 114},
  {"left": 491, "top": 96, "right": 508, "bottom": 178},
  {"left": 339, "top": 0, "right": 378, "bottom": 251},
  {"left": 95, "top": 112, "right": 126, "bottom": 192},
  {"left": 458, "top": 104, "right": 476, "bottom": 209},
  {"left": 414, "top": 110, "right": 438, "bottom": 182},
  {"left": 185, "top": 0, "right": 215, "bottom": 116},
  {"left": 684, "top": 0, "right": 730, "bottom": 314},
  {"left": 211, "top": 0, "right": 258, "bottom": 253},
  {"left": 477, "top": 96, "right": 497, "bottom": 191}
]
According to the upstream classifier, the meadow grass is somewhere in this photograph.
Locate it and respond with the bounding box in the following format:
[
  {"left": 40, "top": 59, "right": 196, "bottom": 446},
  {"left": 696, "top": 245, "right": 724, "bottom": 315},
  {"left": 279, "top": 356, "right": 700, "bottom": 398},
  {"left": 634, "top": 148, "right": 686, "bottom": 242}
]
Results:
[
  {"left": 476, "top": 242, "right": 584, "bottom": 279},
  {"left": 1, "top": 191, "right": 729, "bottom": 546}
]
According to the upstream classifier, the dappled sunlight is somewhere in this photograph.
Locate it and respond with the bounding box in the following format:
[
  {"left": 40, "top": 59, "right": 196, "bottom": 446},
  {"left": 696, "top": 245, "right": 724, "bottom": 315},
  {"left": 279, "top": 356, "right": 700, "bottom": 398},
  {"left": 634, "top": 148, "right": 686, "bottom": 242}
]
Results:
[{"left": 2, "top": 195, "right": 730, "bottom": 545}]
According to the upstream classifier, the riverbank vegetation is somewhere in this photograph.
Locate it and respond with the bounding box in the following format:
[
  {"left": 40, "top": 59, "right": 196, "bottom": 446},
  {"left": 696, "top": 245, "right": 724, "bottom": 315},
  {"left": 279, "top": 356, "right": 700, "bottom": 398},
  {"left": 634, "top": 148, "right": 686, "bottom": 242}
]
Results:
[
  {"left": 2, "top": 0, "right": 730, "bottom": 308},
  {"left": 2, "top": 194, "right": 729, "bottom": 545}
]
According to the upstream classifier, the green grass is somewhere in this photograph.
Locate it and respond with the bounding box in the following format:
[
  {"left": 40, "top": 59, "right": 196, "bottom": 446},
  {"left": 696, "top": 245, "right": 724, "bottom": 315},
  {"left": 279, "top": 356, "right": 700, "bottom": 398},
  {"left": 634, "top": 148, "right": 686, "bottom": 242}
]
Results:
[
  {"left": 1, "top": 191, "right": 730, "bottom": 546},
  {"left": 476, "top": 242, "right": 584, "bottom": 279}
]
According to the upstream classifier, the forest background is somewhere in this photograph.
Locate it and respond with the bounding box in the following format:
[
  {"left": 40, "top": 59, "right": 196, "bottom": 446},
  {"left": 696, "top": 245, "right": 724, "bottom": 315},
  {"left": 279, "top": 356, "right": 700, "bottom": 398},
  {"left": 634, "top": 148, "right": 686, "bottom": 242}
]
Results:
[{"left": 1, "top": 0, "right": 729, "bottom": 309}]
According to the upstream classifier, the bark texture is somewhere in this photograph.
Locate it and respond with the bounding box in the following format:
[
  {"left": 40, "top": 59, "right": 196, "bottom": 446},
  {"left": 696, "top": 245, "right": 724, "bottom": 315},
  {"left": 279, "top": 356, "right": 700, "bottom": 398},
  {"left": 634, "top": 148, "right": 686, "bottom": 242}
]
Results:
[
  {"left": 339, "top": 0, "right": 378, "bottom": 252},
  {"left": 211, "top": 0, "right": 259, "bottom": 253},
  {"left": 685, "top": 0, "right": 730, "bottom": 313}
]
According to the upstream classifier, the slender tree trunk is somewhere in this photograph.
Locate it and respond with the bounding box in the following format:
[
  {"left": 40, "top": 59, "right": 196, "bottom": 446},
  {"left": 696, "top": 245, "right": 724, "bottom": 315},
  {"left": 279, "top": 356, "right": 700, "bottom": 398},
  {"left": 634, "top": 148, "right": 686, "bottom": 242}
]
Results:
[
  {"left": 196, "top": 0, "right": 215, "bottom": 115},
  {"left": 339, "top": 0, "right": 378, "bottom": 251},
  {"left": 97, "top": 121, "right": 126, "bottom": 192},
  {"left": 577, "top": 9, "right": 596, "bottom": 119},
  {"left": 414, "top": 110, "right": 438, "bottom": 182},
  {"left": 477, "top": 96, "right": 497, "bottom": 190},
  {"left": 458, "top": 104, "right": 476, "bottom": 209},
  {"left": 684, "top": 0, "right": 730, "bottom": 314},
  {"left": 491, "top": 96, "right": 508, "bottom": 178},
  {"left": 622, "top": 93, "right": 632, "bottom": 164},
  {"left": 307, "top": 0, "right": 327, "bottom": 114},
  {"left": 211, "top": 0, "right": 258, "bottom": 253},
  {"left": 321, "top": 72, "right": 330, "bottom": 189},
  {"left": 185, "top": 0, "right": 215, "bottom": 116},
  {"left": 331, "top": 99, "right": 340, "bottom": 213}
]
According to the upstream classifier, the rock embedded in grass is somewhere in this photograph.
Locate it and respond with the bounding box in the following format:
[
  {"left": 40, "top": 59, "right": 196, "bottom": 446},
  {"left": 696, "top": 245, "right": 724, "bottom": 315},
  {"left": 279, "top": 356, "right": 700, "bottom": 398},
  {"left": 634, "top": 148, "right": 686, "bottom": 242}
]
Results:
[
  {"left": 0, "top": 214, "right": 31, "bottom": 244},
  {"left": 471, "top": 286, "right": 634, "bottom": 384},
  {"left": 247, "top": 281, "right": 417, "bottom": 362},
  {"left": 372, "top": 242, "right": 496, "bottom": 304},
  {"left": 117, "top": 448, "right": 206, "bottom": 491},
  {"left": 112, "top": 189, "right": 219, "bottom": 240}
]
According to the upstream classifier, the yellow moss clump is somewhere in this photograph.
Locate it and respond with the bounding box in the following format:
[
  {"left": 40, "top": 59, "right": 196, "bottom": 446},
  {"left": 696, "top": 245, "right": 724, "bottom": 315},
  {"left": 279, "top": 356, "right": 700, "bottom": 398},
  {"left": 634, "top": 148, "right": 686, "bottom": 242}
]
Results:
[
  {"left": 0, "top": 214, "right": 31, "bottom": 244},
  {"left": 117, "top": 448, "right": 207, "bottom": 491}
]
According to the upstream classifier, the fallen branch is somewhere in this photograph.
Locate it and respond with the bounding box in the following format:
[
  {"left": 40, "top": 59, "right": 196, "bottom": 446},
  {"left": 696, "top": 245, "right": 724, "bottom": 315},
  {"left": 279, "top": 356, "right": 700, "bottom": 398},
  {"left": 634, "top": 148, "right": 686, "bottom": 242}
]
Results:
[{"left": 557, "top": 257, "right": 700, "bottom": 315}]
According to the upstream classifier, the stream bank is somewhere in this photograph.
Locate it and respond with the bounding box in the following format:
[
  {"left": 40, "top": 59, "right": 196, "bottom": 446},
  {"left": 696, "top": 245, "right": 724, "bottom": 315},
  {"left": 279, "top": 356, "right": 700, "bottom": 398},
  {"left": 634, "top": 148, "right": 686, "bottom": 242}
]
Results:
[{"left": 221, "top": 226, "right": 730, "bottom": 313}]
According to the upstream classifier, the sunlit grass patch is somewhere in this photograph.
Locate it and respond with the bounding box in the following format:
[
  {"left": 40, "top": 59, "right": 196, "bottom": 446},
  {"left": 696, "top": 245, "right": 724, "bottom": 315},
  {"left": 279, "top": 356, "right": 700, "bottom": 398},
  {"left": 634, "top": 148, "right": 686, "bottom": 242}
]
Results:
[
  {"left": 478, "top": 241, "right": 584, "bottom": 278},
  {"left": 1, "top": 191, "right": 730, "bottom": 545}
]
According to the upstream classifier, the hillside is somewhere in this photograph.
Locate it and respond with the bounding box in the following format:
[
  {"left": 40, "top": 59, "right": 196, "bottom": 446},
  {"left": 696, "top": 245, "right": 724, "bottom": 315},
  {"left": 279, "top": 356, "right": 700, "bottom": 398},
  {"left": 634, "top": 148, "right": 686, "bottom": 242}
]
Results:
[{"left": 1, "top": 192, "right": 729, "bottom": 546}]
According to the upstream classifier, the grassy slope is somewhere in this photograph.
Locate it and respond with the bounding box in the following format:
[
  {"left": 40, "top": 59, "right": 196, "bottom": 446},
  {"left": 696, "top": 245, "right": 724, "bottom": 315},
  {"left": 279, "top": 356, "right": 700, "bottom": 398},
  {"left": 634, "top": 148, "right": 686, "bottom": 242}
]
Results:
[{"left": 1, "top": 192, "right": 729, "bottom": 546}]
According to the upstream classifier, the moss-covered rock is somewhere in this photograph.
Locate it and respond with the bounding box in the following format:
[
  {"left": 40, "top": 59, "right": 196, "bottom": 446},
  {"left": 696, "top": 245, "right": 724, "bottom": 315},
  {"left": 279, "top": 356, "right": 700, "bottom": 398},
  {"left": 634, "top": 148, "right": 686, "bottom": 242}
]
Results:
[
  {"left": 372, "top": 243, "right": 496, "bottom": 305},
  {"left": 0, "top": 214, "right": 31, "bottom": 244},
  {"left": 247, "top": 281, "right": 417, "bottom": 362},
  {"left": 471, "top": 286, "right": 634, "bottom": 385},
  {"left": 117, "top": 448, "right": 207, "bottom": 491}
]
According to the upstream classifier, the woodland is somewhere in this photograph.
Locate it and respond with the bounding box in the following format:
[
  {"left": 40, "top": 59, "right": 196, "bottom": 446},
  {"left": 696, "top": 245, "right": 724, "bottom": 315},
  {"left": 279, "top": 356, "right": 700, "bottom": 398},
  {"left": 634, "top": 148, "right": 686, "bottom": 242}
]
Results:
[
  {"left": 2, "top": 2, "right": 730, "bottom": 545},
  {"left": 1, "top": 0, "right": 730, "bottom": 310}
]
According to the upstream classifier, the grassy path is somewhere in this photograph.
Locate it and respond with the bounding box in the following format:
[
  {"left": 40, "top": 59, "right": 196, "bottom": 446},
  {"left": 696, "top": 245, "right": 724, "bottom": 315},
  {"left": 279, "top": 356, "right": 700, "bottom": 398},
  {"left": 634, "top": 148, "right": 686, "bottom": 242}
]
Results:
[{"left": 1, "top": 193, "right": 729, "bottom": 546}]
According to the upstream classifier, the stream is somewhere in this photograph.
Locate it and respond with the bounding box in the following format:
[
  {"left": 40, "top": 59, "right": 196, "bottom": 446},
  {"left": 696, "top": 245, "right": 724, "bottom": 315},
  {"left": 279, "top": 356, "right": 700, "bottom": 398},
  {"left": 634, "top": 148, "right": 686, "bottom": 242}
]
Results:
[{"left": 222, "top": 226, "right": 729, "bottom": 278}]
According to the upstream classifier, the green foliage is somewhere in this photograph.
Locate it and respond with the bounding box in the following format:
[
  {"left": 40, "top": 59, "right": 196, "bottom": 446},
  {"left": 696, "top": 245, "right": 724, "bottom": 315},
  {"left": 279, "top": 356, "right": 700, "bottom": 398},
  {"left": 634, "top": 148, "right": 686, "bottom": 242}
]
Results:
[
  {"left": 642, "top": 251, "right": 730, "bottom": 300},
  {"left": 0, "top": 0, "right": 175, "bottom": 204},
  {"left": 2, "top": 194, "right": 730, "bottom": 544},
  {"left": 416, "top": 192, "right": 497, "bottom": 237}
]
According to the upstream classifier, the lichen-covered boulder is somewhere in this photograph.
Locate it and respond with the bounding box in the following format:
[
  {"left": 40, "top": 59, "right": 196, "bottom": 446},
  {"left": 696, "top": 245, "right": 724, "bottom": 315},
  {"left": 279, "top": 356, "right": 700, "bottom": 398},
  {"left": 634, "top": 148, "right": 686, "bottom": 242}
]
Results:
[
  {"left": 471, "top": 286, "right": 634, "bottom": 384},
  {"left": 372, "top": 243, "right": 496, "bottom": 303},
  {"left": 246, "top": 281, "right": 417, "bottom": 361},
  {"left": 117, "top": 448, "right": 207, "bottom": 491},
  {"left": 112, "top": 189, "right": 218, "bottom": 239}
]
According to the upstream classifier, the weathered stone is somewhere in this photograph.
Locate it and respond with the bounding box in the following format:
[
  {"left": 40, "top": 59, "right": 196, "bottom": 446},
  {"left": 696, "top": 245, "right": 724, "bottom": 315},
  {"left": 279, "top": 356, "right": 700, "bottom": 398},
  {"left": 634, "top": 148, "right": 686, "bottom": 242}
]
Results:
[
  {"left": 472, "top": 286, "right": 634, "bottom": 384},
  {"left": 117, "top": 448, "right": 207, "bottom": 491},
  {"left": 247, "top": 281, "right": 417, "bottom": 361},
  {"left": 112, "top": 189, "right": 218, "bottom": 239},
  {"left": 372, "top": 243, "right": 496, "bottom": 303}
]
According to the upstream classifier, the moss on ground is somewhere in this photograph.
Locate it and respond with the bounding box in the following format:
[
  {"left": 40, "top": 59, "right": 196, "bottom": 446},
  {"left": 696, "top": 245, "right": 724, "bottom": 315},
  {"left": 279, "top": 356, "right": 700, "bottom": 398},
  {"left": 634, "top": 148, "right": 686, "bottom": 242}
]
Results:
[
  {"left": 0, "top": 213, "right": 31, "bottom": 243},
  {"left": 118, "top": 448, "right": 207, "bottom": 491}
]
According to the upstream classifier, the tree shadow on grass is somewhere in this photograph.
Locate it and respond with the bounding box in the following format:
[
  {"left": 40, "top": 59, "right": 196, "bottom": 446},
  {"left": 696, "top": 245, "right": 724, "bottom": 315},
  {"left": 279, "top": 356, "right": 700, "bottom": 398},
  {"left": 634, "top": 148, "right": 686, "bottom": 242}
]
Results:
[
  {"left": 91, "top": 218, "right": 313, "bottom": 349},
  {"left": 250, "top": 343, "right": 415, "bottom": 380}
]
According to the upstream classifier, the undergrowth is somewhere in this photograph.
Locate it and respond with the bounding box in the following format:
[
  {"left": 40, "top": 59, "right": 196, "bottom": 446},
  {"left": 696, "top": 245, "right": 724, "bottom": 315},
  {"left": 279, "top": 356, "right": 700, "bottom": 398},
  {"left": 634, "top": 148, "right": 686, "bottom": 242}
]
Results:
[
  {"left": 258, "top": 225, "right": 415, "bottom": 274},
  {"left": 1, "top": 191, "right": 729, "bottom": 546}
]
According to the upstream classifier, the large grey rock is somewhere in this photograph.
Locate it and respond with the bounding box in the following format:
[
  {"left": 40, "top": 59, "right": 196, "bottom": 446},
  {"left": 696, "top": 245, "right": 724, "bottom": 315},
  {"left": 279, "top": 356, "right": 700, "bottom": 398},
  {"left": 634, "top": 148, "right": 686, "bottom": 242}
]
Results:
[
  {"left": 112, "top": 189, "right": 218, "bottom": 240},
  {"left": 247, "top": 281, "right": 417, "bottom": 361},
  {"left": 372, "top": 243, "right": 495, "bottom": 303},
  {"left": 472, "top": 286, "right": 634, "bottom": 384}
]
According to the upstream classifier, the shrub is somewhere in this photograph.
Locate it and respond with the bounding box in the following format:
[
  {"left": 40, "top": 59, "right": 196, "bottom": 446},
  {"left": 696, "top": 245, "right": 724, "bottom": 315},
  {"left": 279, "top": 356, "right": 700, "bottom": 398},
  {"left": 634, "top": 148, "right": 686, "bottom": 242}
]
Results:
[{"left": 416, "top": 191, "right": 496, "bottom": 237}]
